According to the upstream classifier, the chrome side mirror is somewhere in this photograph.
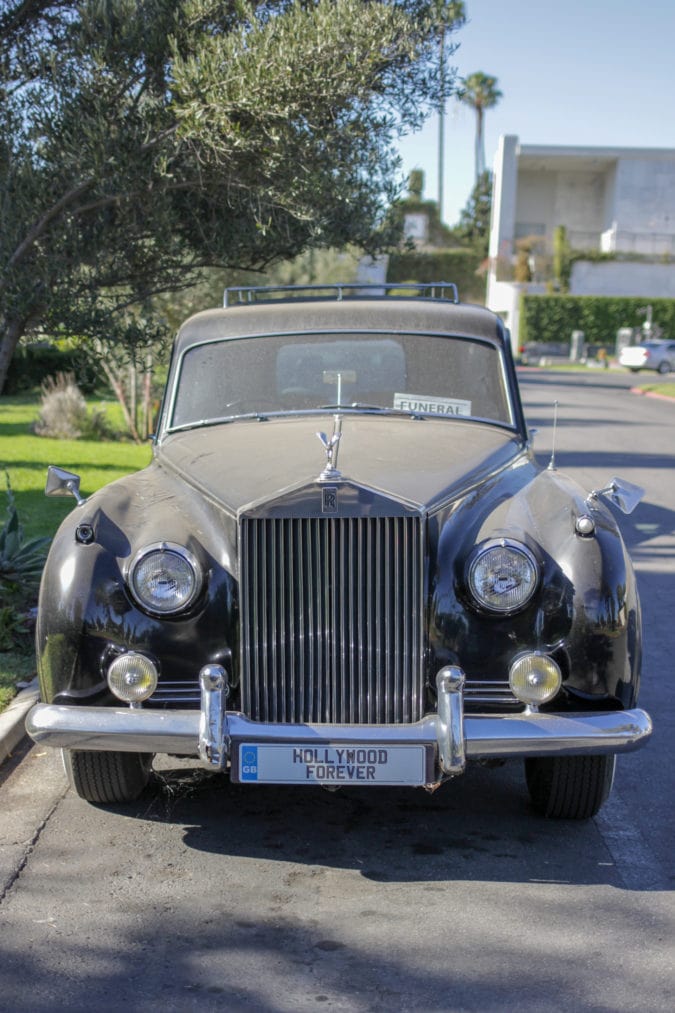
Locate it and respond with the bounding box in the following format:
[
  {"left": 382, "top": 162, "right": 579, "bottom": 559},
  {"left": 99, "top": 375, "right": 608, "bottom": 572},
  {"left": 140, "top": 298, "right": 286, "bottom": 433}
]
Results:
[
  {"left": 45, "top": 466, "right": 85, "bottom": 506},
  {"left": 588, "top": 477, "right": 644, "bottom": 515}
]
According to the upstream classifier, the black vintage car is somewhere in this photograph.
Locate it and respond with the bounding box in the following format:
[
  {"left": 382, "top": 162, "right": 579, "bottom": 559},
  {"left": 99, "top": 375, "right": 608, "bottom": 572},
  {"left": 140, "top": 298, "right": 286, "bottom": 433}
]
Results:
[{"left": 28, "top": 284, "right": 651, "bottom": 817}]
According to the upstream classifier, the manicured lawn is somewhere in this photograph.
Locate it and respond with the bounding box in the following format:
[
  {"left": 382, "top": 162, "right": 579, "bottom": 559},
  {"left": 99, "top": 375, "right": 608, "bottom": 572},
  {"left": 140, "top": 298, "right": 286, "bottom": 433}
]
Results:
[
  {"left": 0, "top": 394, "right": 152, "bottom": 540},
  {"left": 1, "top": 393, "right": 152, "bottom": 712}
]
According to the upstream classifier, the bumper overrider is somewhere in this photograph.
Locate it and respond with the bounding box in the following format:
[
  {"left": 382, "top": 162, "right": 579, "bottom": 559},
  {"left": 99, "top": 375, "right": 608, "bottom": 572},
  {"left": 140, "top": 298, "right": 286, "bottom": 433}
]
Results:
[{"left": 26, "top": 667, "right": 652, "bottom": 787}]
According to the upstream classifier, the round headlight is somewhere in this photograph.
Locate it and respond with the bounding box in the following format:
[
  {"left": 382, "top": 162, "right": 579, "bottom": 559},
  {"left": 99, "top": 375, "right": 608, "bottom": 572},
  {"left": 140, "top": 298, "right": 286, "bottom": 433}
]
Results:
[
  {"left": 509, "top": 652, "right": 562, "bottom": 706},
  {"left": 129, "top": 542, "right": 201, "bottom": 615},
  {"left": 467, "top": 539, "right": 538, "bottom": 613},
  {"left": 108, "top": 652, "right": 158, "bottom": 703}
]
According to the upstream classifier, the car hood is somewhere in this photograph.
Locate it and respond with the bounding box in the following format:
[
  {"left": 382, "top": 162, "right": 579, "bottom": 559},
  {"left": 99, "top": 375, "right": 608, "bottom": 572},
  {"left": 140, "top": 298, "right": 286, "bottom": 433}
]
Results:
[{"left": 157, "top": 415, "right": 527, "bottom": 513}]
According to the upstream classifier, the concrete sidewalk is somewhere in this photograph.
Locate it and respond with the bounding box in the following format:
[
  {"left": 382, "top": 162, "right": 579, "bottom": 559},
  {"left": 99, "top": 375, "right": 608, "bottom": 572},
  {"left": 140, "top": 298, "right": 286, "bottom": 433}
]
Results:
[{"left": 0, "top": 679, "right": 39, "bottom": 767}]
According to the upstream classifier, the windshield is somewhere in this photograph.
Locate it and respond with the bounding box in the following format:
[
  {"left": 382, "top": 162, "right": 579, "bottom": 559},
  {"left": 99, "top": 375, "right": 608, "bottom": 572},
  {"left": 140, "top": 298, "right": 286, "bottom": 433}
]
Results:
[{"left": 168, "top": 331, "right": 514, "bottom": 430}]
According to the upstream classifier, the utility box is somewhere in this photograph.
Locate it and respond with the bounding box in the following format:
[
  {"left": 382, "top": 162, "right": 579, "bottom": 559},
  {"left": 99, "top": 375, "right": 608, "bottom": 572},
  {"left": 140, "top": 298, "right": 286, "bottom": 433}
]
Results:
[
  {"left": 570, "top": 330, "right": 585, "bottom": 361},
  {"left": 616, "top": 327, "right": 635, "bottom": 356}
]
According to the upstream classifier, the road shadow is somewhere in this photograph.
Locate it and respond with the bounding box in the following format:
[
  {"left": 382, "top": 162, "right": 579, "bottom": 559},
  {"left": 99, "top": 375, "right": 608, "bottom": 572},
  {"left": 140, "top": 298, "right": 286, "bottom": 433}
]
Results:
[
  {"left": 526, "top": 414, "right": 653, "bottom": 429},
  {"left": 517, "top": 371, "right": 635, "bottom": 392},
  {"left": 91, "top": 757, "right": 668, "bottom": 893}
]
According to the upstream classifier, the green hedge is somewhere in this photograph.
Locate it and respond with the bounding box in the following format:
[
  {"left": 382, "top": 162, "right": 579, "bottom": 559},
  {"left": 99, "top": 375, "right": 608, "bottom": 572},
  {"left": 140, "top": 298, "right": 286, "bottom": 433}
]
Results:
[
  {"left": 387, "top": 249, "right": 485, "bottom": 304},
  {"left": 520, "top": 294, "right": 675, "bottom": 346},
  {"left": 5, "top": 344, "right": 98, "bottom": 394}
]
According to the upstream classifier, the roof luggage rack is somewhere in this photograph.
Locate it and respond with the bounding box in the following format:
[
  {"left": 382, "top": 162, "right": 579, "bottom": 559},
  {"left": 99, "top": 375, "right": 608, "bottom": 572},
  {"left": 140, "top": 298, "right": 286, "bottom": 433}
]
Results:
[{"left": 223, "top": 282, "right": 459, "bottom": 307}]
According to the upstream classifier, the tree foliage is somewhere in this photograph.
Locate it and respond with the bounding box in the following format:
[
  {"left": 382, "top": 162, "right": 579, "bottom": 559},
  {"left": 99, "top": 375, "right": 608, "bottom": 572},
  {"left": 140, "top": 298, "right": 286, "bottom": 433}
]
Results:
[
  {"left": 0, "top": 0, "right": 465, "bottom": 392},
  {"left": 458, "top": 71, "right": 502, "bottom": 180},
  {"left": 454, "top": 169, "right": 492, "bottom": 256}
]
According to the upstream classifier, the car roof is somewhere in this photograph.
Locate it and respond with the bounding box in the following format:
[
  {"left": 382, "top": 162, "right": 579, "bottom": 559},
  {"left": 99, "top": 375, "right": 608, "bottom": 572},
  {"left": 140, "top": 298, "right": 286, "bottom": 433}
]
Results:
[{"left": 174, "top": 289, "right": 508, "bottom": 357}]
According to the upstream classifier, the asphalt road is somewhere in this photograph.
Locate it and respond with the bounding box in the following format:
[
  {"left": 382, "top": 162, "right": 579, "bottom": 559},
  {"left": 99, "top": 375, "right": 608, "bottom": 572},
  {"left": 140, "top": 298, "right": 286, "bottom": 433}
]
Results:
[{"left": 0, "top": 369, "right": 673, "bottom": 1013}]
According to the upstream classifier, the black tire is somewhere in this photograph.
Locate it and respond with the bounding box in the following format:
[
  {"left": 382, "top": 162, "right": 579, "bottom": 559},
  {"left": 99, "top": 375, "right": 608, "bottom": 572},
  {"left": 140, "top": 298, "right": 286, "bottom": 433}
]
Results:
[
  {"left": 525, "top": 754, "right": 616, "bottom": 819},
  {"left": 657, "top": 360, "right": 671, "bottom": 374},
  {"left": 62, "top": 749, "right": 153, "bottom": 804}
]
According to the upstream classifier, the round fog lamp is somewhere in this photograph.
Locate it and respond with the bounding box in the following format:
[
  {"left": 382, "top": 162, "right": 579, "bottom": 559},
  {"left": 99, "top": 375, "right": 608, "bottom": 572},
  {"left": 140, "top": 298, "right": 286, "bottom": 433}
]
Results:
[
  {"left": 509, "top": 653, "right": 561, "bottom": 706},
  {"left": 108, "top": 653, "right": 158, "bottom": 704}
]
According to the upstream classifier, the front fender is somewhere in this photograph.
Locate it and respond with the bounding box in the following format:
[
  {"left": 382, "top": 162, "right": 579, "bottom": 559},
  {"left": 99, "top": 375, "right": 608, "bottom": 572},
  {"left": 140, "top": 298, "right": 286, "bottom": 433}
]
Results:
[
  {"left": 36, "top": 468, "right": 238, "bottom": 705},
  {"left": 429, "top": 468, "right": 641, "bottom": 708}
]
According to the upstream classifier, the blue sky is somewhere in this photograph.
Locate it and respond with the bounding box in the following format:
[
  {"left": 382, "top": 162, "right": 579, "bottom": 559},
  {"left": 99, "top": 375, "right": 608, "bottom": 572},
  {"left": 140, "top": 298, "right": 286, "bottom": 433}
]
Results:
[{"left": 397, "top": 0, "right": 675, "bottom": 225}]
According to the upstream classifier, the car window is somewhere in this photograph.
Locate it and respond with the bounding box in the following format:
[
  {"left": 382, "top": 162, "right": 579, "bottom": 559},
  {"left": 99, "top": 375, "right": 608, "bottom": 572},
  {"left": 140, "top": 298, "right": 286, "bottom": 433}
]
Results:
[{"left": 169, "top": 332, "right": 514, "bottom": 429}]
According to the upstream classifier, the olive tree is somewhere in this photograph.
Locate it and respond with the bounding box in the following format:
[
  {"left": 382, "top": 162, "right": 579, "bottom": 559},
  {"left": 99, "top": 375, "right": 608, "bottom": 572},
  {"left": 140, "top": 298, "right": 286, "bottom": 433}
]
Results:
[{"left": 0, "top": 0, "right": 465, "bottom": 393}]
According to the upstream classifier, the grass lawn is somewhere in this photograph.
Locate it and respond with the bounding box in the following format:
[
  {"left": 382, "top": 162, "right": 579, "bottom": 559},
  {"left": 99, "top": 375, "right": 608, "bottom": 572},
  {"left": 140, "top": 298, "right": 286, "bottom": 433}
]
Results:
[
  {"left": 636, "top": 381, "right": 675, "bottom": 398},
  {"left": 0, "top": 394, "right": 152, "bottom": 540},
  {"left": 1, "top": 393, "right": 152, "bottom": 712}
]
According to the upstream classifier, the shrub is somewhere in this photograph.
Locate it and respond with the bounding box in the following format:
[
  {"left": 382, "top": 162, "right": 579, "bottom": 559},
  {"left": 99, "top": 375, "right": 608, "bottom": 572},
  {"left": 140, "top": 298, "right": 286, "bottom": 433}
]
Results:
[
  {"left": 0, "top": 472, "right": 50, "bottom": 597},
  {"left": 520, "top": 294, "right": 675, "bottom": 346},
  {"left": 0, "top": 472, "right": 50, "bottom": 654},
  {"left": 387, "top": 249, "right": 486, "bottom": 304},
  {"left": 5, "top": 343, "right": 98, "bottom": 394},
  {"left": 0, "top": 605, "right": 32, "bottom": 652},
  {"left": 33, "top": 372, "right": 114, "bottom": 440}
]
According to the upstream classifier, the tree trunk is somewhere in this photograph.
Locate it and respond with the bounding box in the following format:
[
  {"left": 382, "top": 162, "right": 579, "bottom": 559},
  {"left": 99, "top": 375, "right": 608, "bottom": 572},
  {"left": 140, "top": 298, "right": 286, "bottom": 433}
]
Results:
[
  {"left": 99, "top": 358, "right": 142, "bottom": 443},
  {"left": 129, "top": 361, "right": 137, "bottom": 437},
  {"left": 0, "top": 317, "right": 25, "bottom": 395},
  {"left": 475, "top": 106, "right": 484, "bottom": 181},
  {"left": 141, "top": 352, "right": 153, "bottom": 440}
]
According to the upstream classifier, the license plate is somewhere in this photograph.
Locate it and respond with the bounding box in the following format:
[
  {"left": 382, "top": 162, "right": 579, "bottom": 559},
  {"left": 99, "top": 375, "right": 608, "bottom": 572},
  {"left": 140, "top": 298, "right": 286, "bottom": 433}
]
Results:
[{"left": 236, "top": 743, "right": 427, "bottom": 785}]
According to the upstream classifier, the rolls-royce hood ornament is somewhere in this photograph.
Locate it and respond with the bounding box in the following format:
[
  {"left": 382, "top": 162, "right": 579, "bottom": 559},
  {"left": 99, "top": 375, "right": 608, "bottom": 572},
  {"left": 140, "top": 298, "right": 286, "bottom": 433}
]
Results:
[{"left": 316, "top": 414, "right": 343, "bottom": 481}]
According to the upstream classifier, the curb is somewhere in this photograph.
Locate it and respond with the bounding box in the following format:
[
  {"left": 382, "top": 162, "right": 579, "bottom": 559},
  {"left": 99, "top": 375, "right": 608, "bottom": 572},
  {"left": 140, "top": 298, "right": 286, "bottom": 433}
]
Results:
[
  {"left": 0, "top": 678, "right": 39, "bottom": 767},
  {"left": 630, "top": 386, "right": 675, "bottom": 402}
]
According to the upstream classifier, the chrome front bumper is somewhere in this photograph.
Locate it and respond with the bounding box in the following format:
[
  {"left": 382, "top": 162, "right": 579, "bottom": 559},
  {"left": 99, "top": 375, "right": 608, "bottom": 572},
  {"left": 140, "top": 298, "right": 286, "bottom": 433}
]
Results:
[{"left": 26, "top": 666, "right": 652, "bottom": 782}]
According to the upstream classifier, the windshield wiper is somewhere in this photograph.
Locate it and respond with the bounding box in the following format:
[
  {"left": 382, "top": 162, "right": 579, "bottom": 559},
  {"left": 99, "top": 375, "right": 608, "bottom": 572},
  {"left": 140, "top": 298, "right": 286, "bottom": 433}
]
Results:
[
  {"left": 168, "top": 412, "right": 271, "bottom": 433},
  {"left": 318, "top": 403, "right": 426, "bottom": 419},
  {"left": 168, "top": 404, "right": 431, "bottom": 433}
]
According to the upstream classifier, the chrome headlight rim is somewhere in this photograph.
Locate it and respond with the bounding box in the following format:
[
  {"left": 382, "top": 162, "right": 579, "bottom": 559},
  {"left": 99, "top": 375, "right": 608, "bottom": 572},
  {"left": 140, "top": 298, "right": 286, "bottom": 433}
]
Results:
[
  {"left": 466, "top": 537, "right": 539, "bottom": 615},
  {"left": 128, "top": 541, "right": 203, "bottom": 616}
]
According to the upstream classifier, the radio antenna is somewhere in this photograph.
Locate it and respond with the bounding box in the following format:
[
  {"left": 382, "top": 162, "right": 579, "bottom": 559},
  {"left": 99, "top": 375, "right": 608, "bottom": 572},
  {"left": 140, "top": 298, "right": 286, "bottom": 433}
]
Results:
[{"left": 547, "top": 401, "right": 559, "bottom": 471}]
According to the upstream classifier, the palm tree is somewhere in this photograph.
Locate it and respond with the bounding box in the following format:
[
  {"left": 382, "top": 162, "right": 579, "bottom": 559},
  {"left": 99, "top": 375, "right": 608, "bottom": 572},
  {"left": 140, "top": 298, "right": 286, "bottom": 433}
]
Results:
[{"left": 459, "top": 72, "right": 502, "bottom": 181}]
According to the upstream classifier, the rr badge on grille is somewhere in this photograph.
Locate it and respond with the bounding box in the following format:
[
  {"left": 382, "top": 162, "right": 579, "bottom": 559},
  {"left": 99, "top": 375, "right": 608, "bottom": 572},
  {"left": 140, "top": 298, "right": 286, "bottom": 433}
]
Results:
[{"left": 322, "top": 486, "right": 338, "bottom": 514}]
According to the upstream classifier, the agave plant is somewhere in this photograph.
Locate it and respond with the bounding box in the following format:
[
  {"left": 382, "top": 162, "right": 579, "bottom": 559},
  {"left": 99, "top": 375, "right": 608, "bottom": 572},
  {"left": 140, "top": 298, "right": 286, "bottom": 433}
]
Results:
[{"left": 0, "top": 472, "right": 51, "bottom": 602}]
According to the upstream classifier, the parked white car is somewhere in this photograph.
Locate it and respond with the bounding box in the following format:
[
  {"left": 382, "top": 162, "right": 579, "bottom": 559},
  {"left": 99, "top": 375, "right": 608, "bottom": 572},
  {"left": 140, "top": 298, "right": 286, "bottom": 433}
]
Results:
[{"left": 619, "top": 340, "right": 675, "bottom": 374}]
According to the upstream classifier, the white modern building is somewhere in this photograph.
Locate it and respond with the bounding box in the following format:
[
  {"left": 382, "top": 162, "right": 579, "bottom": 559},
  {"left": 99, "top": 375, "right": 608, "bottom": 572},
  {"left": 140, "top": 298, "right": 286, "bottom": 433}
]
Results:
[{"left": 487, "top": 135, "right": 675, "bottom": 338}]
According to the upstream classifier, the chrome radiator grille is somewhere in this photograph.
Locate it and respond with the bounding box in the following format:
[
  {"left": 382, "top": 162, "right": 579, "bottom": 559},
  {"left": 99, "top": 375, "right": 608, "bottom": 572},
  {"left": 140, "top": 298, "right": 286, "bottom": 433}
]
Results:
[{"left": 240, "top": 515, "right": 424, "bottom": 724}]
